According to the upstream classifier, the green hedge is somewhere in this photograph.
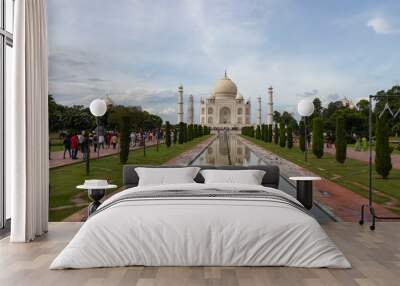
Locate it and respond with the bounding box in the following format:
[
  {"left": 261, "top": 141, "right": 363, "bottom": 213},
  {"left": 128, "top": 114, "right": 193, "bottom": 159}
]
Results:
[
  {"left": 273, "top": 124, "right": 279, "bottom": 144},
  {"left": 335, "top": 116, "right": 346, "bottom": 163},
  {"left": 312, "top": 117, "right": 324, "bottom": 158},
  {"left": 165, "top": 121, "right": 171, "bottom": 147},
  {"left": 279, "top": 124, "right": 286, "bottom": 148},
  {"left": 375, "top": 115, "right": 392, "bottom": 178},
  {"left": 287, "top": 124, "right": 293, "bottom": 149}
]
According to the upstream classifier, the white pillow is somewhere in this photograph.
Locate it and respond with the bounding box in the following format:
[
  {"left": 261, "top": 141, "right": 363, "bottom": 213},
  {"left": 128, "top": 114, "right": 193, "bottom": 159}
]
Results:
[
  {"left": 200, "top": 169, "right": 266, "bottom": 185},
  {"left": 135, "top": 167, "right": 201, "bottom": 186}
]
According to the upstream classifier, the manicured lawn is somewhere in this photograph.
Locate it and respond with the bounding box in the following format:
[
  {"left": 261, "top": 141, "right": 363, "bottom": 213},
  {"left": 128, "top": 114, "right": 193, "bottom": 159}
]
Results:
[
  {"left": 50, "top": 145, "right": 64, "bottom": 152},
  {"left": 49, "top": 135, "right": 211, "bottom": 221},
  {"left": 348, "top": 143, "right": 400, "bottom": 155},
  {"left": 242, "top": 136, "right": 400, "bottom": 210}
]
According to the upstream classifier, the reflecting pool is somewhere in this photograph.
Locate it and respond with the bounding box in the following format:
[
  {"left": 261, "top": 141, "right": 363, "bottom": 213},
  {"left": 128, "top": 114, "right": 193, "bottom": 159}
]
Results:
[
  {"left": 192, "top": 131, "right": 333, "bottom": 222},
  {"left": 191, "top": 133, "right": 264, "bottom": 166}
]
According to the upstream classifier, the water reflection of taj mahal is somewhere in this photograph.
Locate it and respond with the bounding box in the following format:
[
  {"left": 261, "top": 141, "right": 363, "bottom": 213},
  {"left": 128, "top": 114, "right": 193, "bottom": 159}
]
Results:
[{"left": 193, "top": 134, "right": 265, "bottom": 166}]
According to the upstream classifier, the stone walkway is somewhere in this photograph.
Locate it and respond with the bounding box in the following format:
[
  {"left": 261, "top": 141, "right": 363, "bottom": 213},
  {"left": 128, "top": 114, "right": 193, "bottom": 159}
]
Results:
[
  {"left": 164, "top": 135, "right": 217, "bottom": 166},
  {"left": 238, "top": 136, "right": 398, "bottom": 222},
  {"left": 324, "top": 145, "right": 400, "bottom": 170},
  {"left": 49, "top": 140, "right": 162, "bottom": 169}
]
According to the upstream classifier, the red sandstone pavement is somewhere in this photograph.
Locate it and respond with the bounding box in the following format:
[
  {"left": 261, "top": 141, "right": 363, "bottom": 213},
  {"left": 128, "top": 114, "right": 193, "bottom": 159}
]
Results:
[
  {"left": 49, "top": 140, "right": 162, "bottom": 169},
  {"left": 313, "top": 180, "right": 396, "bottom": 222},
  {"left": 240, "top": 137, "right": 398, "bottom": 222},
  {"left": 324, "top": 145, "right": 400, "bottom": 170}
]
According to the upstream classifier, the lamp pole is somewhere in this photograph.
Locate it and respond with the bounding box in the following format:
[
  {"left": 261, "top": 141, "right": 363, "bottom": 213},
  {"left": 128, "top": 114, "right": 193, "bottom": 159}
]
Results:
[
  {"left": 304, "top": 116, "right": 308, "bottom": 162},
  {"left": 90, "top": 99, "right": 108, "bottom": 161},
  {"left": 96, "top": 117, "right": 100, "bottom": 160},
  {"left": 297, "top": 99, "right": 314, "bottom": 162}
]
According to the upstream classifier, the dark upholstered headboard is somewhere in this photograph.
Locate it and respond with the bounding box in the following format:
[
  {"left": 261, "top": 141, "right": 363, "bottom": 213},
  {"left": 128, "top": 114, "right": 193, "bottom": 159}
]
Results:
[{"left": 122, "top": 165, "right": 280, "bottom": 189}]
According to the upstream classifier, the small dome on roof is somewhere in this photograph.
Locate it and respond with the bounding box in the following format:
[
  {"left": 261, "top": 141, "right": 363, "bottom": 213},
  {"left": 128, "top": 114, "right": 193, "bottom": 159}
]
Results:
[{"left": 104, "top": 95, "right": 114, "bottom": 107}]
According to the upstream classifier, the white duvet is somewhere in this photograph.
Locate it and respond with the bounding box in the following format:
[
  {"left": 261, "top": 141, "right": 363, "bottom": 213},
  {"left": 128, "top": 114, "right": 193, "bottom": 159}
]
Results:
[{"left": 50, "top": 183, "right": 351, "bottom": 269}]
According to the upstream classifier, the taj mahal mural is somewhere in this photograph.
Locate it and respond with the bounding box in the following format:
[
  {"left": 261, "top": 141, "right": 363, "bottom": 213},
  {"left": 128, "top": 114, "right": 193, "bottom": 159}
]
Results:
[{"left": 177, "top": 71, "right": 274, "bottom": 129}]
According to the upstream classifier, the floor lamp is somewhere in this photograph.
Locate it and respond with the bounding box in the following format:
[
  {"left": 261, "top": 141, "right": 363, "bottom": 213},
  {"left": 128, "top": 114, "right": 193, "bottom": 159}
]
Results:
[
  {"left": 297, "top": 99, "right": 315, "bottom": 162},
  {"left": 90, "top": 99, "right": 108, "bottom": 160},
  {"left": 359, "top": 94, "right": 400, "bottom": 230}
]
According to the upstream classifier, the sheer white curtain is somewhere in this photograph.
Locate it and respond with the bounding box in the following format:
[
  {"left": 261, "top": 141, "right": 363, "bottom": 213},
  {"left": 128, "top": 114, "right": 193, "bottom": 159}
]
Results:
[{"left": 8, "top": 0, "right": 49, "bottom": 242}]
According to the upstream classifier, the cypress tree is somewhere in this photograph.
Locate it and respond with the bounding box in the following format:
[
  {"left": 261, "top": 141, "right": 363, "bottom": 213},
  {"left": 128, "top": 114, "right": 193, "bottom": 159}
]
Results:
[
  {"left": 256, "top": 125, "right": 261, "bottom": 140},
  {"left": 287, "top": 124, "right": 293, "bottom": 149},
  {"left": 375, "top": 115, "right": 392, "bottom": 178},
  {"left": 173, "top": 128, "right": 177, "bottom": 144},
  {"left": 183, "top": 123, "right": 188, "bottom": 142},
  {"left": 262, "top": 124, "right": 267, "bottom": 142},
  {"left": 273, "top": 124, "right": 279, "bottom": 144},
  {"left": 187, "top": 124, "right": 193, "bottom": 141},
  {"left": 165, "top": 121, "right": 171, "bottom": 147},
  {"left": 268, "top": 124, "right": 273, "bottom": 142},
  {"left": 178, "top": 122, "right": 184, "bottom": 144},
  {"left": 312, "top": 117, "right": 324, "bottom": 158},
  {"left": 299, "top": 120, "right": 305, "bottom": 152},
  {"left": 279, "top": 124, "right": 286, "bottom": 147},
  {"left": 335, "top": 116, "right": 346, "bottom": 163},
  {"left": 119, "top": 115, "right": 131, "bottom": 164}
]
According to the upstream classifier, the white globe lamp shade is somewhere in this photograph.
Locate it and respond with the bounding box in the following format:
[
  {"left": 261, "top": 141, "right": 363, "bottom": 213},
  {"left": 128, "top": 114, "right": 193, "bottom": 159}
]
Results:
[
  {"left": 297, "top": 99, "right": 315, "bottom": 117},
  {"left": 90, "top": 99, "right": 107, "bottom": 117}
]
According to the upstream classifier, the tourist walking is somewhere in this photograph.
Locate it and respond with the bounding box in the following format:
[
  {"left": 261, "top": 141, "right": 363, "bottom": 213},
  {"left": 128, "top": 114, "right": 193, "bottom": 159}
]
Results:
[
  {"left": 77, "top": 131, "right": 84, "bottom": 154},
  {"left": 107, "top": 132, "right": 112, "bottom": 149},
  {"left": 70, "top": 133, "right": 79, "bottom": 159},
  {"left": 130, "top": 132, "right": 135, "bottom": 147},
  {"left": 63, "top": 134, "right": 71, "bottom": 159},
  {"left": 93, "top": 133, "right": 98, "bottom": 153},
  {"left": 98, "top": 134, "right": 105, "bottom": 149},
  {"left": 111, "top": 133, "right": 118, "bottom": 149},
  {"left": 82, "top": 132, "right": 90, "bottom": 160}
]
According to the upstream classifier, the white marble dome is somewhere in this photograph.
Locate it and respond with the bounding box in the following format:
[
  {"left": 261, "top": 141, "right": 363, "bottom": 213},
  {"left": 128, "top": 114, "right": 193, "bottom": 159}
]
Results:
[{"left": 213, "top": 72, "right": 237, "bottom": 98}]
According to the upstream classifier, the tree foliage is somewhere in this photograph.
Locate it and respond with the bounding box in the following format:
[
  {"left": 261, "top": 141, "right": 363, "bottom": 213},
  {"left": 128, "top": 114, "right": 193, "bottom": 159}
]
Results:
[
  {"left": 273, "top": 125, "right": 279, "bottom": 144},
  {"left": 335, "top": 116, "right": 346, "bottom": 163},
  {"left": 375, "top": 115, "right": 393, "bottom": 179},
  {"left": 48, "top": 95, "right": 163, "bottom": 134},
  {"left": 173, "top": 128, "right": 177, "bottom": 144},
  {"left": 279, "top": 124, "right": 286, "bottom": 148},
  {"left": 165, "top": 121, "right": 171, "bottom": 147},
  {"left": 256, "top": 125, "right": 261, "bottom": 140},
  {"left": 312, "top": 117, "right": 324, "bottom": 158},
  {"left": 262, "top": 124, "right": 268, "bottom": 142},
  {"left": 268, "top": 124, "right": 273, "bottom": 142},
  {"left": 287, "top": 124, "right": 293, "bottom": 149},
  {"left": 241, "top": 126, "right": 254, "bottom": 137},
  {"left": 178, "top": 122, "right": 185, "bottom": 144},
  {"left": 119, "top": 115, "right": 132, "bottom": 164},
  {"left": 188, "top": 124, "right": 193, "bottom": 141}
]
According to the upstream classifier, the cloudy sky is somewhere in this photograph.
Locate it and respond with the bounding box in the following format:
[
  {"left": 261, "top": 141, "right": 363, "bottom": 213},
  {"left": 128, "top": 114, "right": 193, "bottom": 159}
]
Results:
[{"left": 48, "top": 0, "right": 400, "bottom": 123}]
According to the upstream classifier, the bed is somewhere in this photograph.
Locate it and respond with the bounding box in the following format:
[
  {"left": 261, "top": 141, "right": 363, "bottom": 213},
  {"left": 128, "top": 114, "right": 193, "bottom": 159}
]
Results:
[{"left": 50, "top": 165, "right": 350, "bottom": 269}]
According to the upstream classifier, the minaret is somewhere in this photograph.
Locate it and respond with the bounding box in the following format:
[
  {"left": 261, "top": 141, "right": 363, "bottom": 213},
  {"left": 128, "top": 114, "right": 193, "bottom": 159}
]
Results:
[
  {"left": 257, "top": 97, "right": 262, "bottom": 126},
  {"left": 267, "top": 86, "right": 273, "bottom": 125},
  {"left": 188, "top": 94, "right": 194, "bottom": 124},
  {"left": 177, "top": 85, "right": 184, "bottom": 123}
]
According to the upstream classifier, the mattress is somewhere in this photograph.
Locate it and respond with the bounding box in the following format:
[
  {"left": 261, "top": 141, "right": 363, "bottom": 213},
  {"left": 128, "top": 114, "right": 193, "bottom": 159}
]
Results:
[{"left": 50, "top": 183, "right": 351, "bottom": 269}]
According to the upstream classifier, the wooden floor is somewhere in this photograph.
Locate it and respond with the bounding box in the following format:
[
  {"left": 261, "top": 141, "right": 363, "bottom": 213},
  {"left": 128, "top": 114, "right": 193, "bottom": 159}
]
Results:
[{"left": 0, "top": 222, "right": 399, "bottom": 286}]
